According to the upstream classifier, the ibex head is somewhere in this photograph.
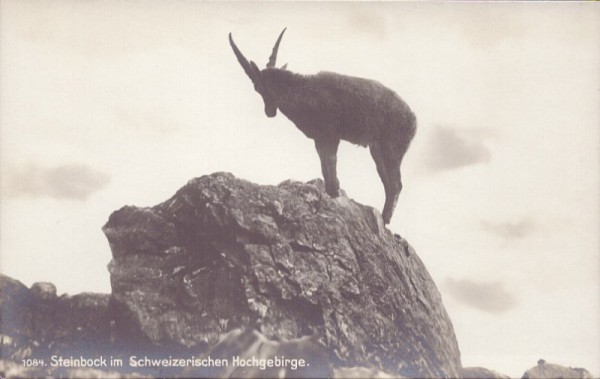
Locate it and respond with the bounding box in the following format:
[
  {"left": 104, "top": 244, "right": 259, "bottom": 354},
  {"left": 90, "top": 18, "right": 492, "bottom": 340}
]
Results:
[{"left": 229, "top": 28, "right": 287, "bottom": 118}]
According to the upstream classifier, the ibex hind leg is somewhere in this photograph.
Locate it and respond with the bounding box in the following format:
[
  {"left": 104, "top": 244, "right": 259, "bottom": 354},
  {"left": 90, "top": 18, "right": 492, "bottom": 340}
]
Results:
[
  {"left": 381, "top": 119, "right": 416, "bottom": 224},
  {"left": 370, "top": 143, "right": 396, "bottom": 224},
  {"left": 383, "top": 164, "right": 402, "bottom": 225}
]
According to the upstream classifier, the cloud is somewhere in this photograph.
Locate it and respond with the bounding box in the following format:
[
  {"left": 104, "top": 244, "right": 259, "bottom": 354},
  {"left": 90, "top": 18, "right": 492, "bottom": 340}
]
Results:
[
  {"left": 346, "top": 9, "right": 388, "bottom": 38},
  {"left": 481, "top": 217, "right": 537, "bottom": 240},
  {"left": 6, "top": 164, "right": 110, "bottom": 200},
  {"left": 444, "top": 278, "right": 518, "bottom": 314},
  {"left": 453, "top": 9, "right": 528, "bottom": 49},
  {"left": 422, "top": 126, "right": 491, "bottom": 172}
]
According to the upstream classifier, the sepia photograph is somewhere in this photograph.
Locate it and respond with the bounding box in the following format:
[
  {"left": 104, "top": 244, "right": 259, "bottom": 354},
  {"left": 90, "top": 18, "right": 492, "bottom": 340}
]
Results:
[{"left": 0, "top": 1, "right": 598, "bottom": 378}]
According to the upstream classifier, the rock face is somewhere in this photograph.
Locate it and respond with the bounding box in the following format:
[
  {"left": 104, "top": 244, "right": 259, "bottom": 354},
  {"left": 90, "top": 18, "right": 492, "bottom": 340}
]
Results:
[{"left": 103, "top": 172, "right": 462, "bottom": 378}]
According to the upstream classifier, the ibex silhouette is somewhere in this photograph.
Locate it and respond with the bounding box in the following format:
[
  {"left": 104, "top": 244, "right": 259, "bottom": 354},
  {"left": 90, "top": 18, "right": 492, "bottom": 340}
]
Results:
[{"left": 229, "top": 28, "right": 416, "bottom": 224}]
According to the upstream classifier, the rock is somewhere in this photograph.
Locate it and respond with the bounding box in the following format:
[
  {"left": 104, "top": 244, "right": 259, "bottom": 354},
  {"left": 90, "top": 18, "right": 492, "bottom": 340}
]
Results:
[
  {"left": 334, "top": 366, "right": 399, "bottom": 378},
  {"left": 30, "top": 282, "right": 57, "bottom": 300},
  {"left": 0, "top": 274, "right": 150, "bottom": 378},
  {"left": 103, "top": 172, "right": 462, "bottom": 378},
  {"left": 0, "top": 275, "right": 33, "bottom": 345},
  {"left": 522, "top": 359, "right": 593, "bottom": 379},
  {"left": 0, "top": 360, "right": 144, "bottom": 379},
  {"left": 0, "top": 274, "right": 115, "bottom": 359},
  {"left": 462, "top": 366, "right": 510, "bottom": 379}
]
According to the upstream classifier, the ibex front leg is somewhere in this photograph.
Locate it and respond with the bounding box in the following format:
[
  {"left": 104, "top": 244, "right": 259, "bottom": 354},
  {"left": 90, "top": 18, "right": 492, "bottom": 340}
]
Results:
[{"left": 314, "top": 138, "right": 340, "bottom": 197}]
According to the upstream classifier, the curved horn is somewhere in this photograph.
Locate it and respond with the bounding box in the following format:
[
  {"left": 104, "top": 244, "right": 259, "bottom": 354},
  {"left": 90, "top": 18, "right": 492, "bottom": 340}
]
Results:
[
  {"left": 266, "top": 28, "right": 287, "bottom": 68},
  {"left": 229, "top": 33, "right": 258, "bottom": 81}
]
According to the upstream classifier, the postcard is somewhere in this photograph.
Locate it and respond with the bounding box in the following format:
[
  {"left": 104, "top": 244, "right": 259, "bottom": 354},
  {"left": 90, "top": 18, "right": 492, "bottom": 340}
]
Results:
[{"left": 1, "top": 2, "right": 598, "bottom": 378}]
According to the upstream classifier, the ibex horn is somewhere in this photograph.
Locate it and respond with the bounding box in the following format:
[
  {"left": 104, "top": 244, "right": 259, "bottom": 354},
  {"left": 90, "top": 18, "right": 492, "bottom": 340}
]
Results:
[
  {"left": 266, "top": 28, "right": 287, "bottom": 68},
  {"left": 229, "top": 33, "right": 259, "bottom": 81}
]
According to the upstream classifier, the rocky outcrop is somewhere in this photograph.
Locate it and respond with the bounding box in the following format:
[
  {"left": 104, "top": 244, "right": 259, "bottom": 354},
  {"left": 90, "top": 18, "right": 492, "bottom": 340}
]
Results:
[
  {"left": 2, "top": 173, "right": 597, "bottom": 379},
  {"left": 0, "top": 275, "right": 114, "bottom": 360},
  {"left": 0, "top": 275, "right": 143, "bottom": 378},
  {"left": 462, "top": 366, "right": 510, "bottom": 379},
  {"left": 103, "top": 172, "right": 462, "bottom": 378},
  {"left": 522, "top": 359, "right": 593, "bottom": 379}
]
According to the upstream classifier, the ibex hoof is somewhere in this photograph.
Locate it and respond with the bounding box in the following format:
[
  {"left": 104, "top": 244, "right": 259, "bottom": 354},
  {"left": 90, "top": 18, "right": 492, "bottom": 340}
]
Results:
[
  {"left": 382, "top": 210, "right": 392, "bottom": 225},
  {"left": 326, "top": 188, "right": 340, "bottom": 198}
]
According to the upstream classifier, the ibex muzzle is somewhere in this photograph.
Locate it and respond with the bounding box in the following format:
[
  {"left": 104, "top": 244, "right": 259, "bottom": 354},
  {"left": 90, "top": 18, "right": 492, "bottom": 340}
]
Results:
[{"left": 229, "top": 29, "right": 416, "bottom": 224}]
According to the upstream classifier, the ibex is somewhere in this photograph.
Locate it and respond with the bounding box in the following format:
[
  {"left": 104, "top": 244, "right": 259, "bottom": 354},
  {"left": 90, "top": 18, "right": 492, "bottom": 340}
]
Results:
[{"left": 229, "top": 28, "right": 416, "bottom": 224}]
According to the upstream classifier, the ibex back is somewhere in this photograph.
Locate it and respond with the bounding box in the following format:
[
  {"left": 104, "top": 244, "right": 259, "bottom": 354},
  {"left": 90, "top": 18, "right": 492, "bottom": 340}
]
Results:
[{"left": 229, "top": 28, "right": 416, "bottom": 224}]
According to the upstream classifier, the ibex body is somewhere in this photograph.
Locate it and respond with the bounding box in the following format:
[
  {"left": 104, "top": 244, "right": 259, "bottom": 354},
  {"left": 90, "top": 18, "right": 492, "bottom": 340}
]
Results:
[{"left": 229, "top": 29, "right": 416, "bottom": 224}]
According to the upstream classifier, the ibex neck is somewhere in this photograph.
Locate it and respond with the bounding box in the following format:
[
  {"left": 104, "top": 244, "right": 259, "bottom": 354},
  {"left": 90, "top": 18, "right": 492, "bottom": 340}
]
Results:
[
  {"left": 263, "top": 69, "right": 311, "bottom": 118},
  {"left": 265, "top": 69, "right": 308, "bottom": 94}
]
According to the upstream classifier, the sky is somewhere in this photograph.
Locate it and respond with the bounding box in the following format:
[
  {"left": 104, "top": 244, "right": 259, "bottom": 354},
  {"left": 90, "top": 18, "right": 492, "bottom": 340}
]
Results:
[{"left": 1, "top": 1, "right": 598, "bottom": 377}]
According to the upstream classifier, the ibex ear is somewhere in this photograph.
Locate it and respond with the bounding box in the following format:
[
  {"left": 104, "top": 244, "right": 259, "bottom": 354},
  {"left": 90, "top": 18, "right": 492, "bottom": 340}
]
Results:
[
  {"left": 280, "top": 63, "right": 288, "bottom": 70},
  {"left": 249, "top": 61, "right": 261, "bottom": 80}
]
